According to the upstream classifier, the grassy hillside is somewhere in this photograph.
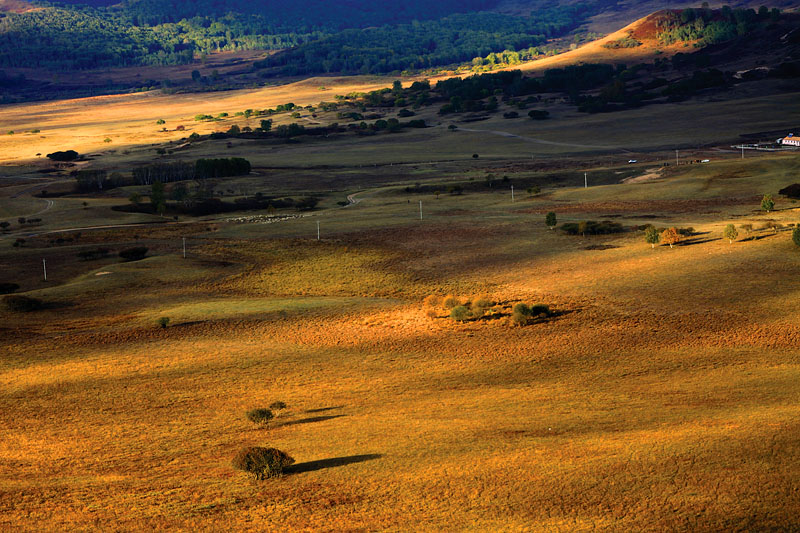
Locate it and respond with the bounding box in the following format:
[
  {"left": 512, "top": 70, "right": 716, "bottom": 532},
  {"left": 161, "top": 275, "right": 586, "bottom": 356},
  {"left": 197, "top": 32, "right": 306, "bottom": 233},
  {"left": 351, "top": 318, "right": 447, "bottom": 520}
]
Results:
[{"left": 2, "top": 149, "right": 800, "bottom": 529}]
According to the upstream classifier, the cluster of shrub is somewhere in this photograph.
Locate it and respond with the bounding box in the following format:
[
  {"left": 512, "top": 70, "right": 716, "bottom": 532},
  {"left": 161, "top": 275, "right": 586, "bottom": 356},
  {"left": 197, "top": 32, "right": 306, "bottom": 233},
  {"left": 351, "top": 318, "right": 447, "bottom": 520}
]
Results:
[
  {"left": 423, "top": 294, "right": 495, "bottom": 322},
  {"left": 511, "top": 303, "right": 552, "bottom": 326},
  {"left": 561, "top": 220, "right": 625, "bottom": 236}
]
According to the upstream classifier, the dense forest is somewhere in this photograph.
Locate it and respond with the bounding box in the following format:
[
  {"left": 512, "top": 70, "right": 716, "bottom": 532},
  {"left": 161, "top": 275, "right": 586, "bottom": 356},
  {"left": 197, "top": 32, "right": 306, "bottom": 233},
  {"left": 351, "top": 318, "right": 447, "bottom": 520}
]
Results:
[
  {"left": 259, "top": 7, "right": 589, "bottom": 75},
  {"left": 0, "top": 0, "right": 546, "bottom": 70}
]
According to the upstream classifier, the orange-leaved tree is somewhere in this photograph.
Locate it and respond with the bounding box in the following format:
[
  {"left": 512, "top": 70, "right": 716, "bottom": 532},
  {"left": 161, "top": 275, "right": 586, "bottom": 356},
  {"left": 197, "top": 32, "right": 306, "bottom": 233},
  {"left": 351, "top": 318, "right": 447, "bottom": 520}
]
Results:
[{"left": 661, "top": 227, "right": 681, "bottom": 248}]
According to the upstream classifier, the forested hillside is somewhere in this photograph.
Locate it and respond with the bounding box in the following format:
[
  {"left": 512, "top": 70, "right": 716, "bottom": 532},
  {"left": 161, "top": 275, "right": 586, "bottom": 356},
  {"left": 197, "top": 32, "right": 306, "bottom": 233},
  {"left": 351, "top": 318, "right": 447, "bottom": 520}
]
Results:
[{"left": 0, "top": 0, "right": 590, "bottom": 70}]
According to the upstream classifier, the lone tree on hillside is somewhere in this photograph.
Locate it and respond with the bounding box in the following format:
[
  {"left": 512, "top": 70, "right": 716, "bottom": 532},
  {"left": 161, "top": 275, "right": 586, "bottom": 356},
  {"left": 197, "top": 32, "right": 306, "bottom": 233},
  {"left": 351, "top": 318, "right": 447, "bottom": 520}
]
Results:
[
  {"left": 545, "top": 212, "right": 557, "bottom": 230},
  {"left": 793, "top": 225, "right": 800, "bottom": 248},
  {"left": 761, "top": 194, "right": 774, "bottom": 213},
  {"left": 645, "top": 226, "right": 659, "bottom": 248},
  {"left": 661, "top": 227, "right": 681, "bottom": 248},
  {"left": 723, "top": 223, "right": 738, "bottom": 244}
]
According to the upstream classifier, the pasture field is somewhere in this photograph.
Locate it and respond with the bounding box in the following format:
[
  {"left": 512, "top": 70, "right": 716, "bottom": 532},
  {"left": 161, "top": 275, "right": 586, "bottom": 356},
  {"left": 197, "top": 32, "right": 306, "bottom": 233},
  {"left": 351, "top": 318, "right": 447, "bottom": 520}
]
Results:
[{"left": 2, "top": 128, "right": 800, "bottom": 530}]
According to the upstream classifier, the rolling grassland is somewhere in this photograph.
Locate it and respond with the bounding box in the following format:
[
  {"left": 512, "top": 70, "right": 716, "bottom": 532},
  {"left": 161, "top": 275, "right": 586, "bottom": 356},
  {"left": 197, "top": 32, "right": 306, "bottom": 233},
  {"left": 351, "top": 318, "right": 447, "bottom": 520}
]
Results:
[{"left": 2, "top": 148, "right": 800, "bottom": 530}]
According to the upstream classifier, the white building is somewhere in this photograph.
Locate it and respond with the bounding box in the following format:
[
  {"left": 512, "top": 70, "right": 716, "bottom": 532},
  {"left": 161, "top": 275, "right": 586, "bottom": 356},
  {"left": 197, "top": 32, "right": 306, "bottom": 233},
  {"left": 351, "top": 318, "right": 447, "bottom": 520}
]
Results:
[{"left": 780, "top": 133, "right": 800, "bottom": 147}]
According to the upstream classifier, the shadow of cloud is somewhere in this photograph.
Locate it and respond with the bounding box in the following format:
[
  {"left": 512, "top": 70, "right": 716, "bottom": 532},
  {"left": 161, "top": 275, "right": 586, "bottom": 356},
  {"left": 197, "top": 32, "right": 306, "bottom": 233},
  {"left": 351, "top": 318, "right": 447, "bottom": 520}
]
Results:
[{"left": 286, "top": 454, "right": 382, "bottom": 474}]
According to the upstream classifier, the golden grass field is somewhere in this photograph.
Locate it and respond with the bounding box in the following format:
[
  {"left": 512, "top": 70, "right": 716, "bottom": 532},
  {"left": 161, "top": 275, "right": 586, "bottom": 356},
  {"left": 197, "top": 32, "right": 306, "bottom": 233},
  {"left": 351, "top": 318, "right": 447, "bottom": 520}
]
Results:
[
  {"left": 2, "top": 37, "right": 800, "bottom": 529},
  {"left": 2, "top": 146, "right": 800, "bottom": 530}
]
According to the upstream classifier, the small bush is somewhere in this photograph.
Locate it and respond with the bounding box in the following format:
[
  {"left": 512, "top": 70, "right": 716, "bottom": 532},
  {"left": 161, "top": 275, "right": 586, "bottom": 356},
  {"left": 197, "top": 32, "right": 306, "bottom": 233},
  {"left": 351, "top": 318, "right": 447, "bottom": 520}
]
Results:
[
  {"left": 4, "top": 294, "right": 44, "bottom": 312},
  {"left": 232, "top": 447, "right": 294, "bottom": 479},
  {"left": 157, "top": 317, "right": 170, "bottom": 328},
  {"left": 269, "top": 401, "right": 287, "bottom": 411},
  {"left": 471, "top": 297, "right": 494, "bottom": 318},
  {"left": 423, "top": 294, "right": 442, "bottom": 308},
  {"left": 247, "top": 408, "right": 274, "bottom": 425},
  {"left": 450, "top": 305, "right": 470, "bottom": 322},
  {"left": 513, "top": 303, "right": 530, "bottom": 316},
  {"left": 511, "top": 302, "right": 552, "bottom": 326},
  {"left": 119, "top": 247, "right": 148, "bottom": 261},
  {"left": 442, "top": 295, "right": 460, "bottom": 309},
  {"left": 0, "top": 282, "right": 20, "bottom": 295},
  {"left": 511, "top": 312, "right": 529, "bottom": 326}
]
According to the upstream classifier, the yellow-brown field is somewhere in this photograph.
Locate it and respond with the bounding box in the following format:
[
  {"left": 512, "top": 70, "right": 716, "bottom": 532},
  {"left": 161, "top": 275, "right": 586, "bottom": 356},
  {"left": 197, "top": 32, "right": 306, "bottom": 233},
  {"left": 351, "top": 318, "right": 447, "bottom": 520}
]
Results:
[{"left": 2, "top": 131, "right": 800, "bottom": 531}]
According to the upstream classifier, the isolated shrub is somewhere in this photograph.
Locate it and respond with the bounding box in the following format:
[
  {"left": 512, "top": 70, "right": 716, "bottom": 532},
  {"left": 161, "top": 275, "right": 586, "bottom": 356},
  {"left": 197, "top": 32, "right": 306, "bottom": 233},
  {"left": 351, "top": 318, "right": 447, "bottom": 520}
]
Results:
[
  {"left": 545, "top": 212, "right": 557, "bottom": 229},
  {"left": 157, "top": 317, "right": 170, "bottom": 328},
  {"left": 269, "top": 401, "right": 287, "bottom": 412},
  {"left": 723, "top": 223, "right": 738, "bottom": 244},
  {"left": 247, "top": 408, "right": 274, "bottom": 425},
  {"left": 528, "top": 109, "right": 550, "bottom": 120},
  {"left": 232, "top": 447, "right": 294, "bottom": 479},
  {"left": 450, "top": 305, "right": 470, "bottom": 322},
  {"left": 443, "top": 295, "right": 460, "bottom": 309},
  {"left": 4, "top": 294, "right": 44, "bottom": 312},
  {"left": 119, "top": 247, "right": 148, "bottom": 261},
  {"left": 0, "top": 221, "right": 9, "bottom": 231},
  {"left": 761, "top": 194, "right": 774, "bottom": 213},
  {"left": 793, "top": 226, "right": 800, "bottom": 247}
]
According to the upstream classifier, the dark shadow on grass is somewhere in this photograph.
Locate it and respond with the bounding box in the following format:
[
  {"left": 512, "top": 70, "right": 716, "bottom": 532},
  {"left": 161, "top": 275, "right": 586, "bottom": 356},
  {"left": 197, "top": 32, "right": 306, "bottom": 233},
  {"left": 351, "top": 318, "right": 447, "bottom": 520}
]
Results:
[
  {"left": 279, "top": 414, "right": 346, "bottom": 427},
  {"left": 678, "top": 237, "right": 721, "bottom": 246},
  {"left": 285, "top": 454, "right": 382, "bottom": 474},
  {"left": 304, "top": 406, "right": 343, "bottom": 414}
]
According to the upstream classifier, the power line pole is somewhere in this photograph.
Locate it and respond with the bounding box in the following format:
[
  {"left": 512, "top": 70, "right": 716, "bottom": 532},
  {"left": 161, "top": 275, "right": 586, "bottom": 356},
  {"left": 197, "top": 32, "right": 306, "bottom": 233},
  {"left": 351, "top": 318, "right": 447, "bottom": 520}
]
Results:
[
  {"left": 741, "top": 144, "right": 745, "bottom": 159},
  {"left": 511, "top": 185, "right": 515, "bottom": 202},
  {"left": 182, "top": 237, "right": 186, "bottom": 259},
  {"left": 317, "top": 221, "right": 320, "bottom": 241},
  {"left": 419, "top": 200, "right": 423, "bottom": 220},
  {"left": 675, "top": 149, "right": 679, "bottom": 166},
  {"left": 584, "top": 172, "right": 588, "bottom": 188},
  {"left": 42, "top": 259, "right": 47, "bottom": 281}
]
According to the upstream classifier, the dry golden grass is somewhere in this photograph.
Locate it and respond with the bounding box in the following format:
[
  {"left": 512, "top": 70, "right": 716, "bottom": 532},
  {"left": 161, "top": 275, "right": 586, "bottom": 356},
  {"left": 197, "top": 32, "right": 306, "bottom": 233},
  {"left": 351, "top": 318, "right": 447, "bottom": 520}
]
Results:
[{"left": 3, "top": 152, "right": 800, "bottom": 530}]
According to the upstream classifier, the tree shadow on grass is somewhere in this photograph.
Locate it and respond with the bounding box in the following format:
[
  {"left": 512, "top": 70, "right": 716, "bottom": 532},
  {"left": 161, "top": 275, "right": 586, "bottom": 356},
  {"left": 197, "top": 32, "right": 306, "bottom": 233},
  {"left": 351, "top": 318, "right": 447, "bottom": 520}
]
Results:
[
  {"left": 304, "top": 406, "right": 343, "bottom": 414},
  {"left": 278, "top": 414, "right": 346, "bottom": 427},
  {"left": 286, "top": 454, "right": 382, "bottom": 475},
  {"left": 679, "top": 237, "right": 721, "bottom": 246}
]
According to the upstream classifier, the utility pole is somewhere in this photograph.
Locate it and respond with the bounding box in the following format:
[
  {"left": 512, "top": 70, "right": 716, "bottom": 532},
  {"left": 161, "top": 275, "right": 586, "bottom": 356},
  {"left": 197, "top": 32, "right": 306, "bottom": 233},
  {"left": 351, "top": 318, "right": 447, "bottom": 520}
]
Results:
[
  {"left": 675, "top": 149, "right": 679, "bottom": 166},
  {"left": 42, "top": 259, "right": 47, "bottom": 281},
  {"left": 584, "top": 172, "right": 588, "bottom": 188},
  {"left": 317, "top": 221, "right": 320, "bottom": 241},
  {"left": 511, "top": 185, "right": 515, "bottom": 202},
  {"left": 419, "top": 200, "right": 423, "bottom": 220},
  {"left": 182, "top": 237, "right": 186, "bottom": 259},
  {"left": 741, "top": 144, "right": 745, "bottom": 159}
]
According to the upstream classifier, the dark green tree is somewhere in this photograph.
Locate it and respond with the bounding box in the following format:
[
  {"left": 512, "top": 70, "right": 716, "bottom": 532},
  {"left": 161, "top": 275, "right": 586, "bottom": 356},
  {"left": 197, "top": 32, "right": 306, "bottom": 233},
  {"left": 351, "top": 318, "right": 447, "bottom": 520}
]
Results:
[
  {"left": 645, "top": 226, "right": 659, "bottom": 248},
  {"left": 761, "top": 194, "right": 774, "bottom": 213},
  {"left": 723, "top": 223, "right": 738, "bottom": 244},
  {"left": 545, "top": 212, "right": 557, "bottom": 229}
]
